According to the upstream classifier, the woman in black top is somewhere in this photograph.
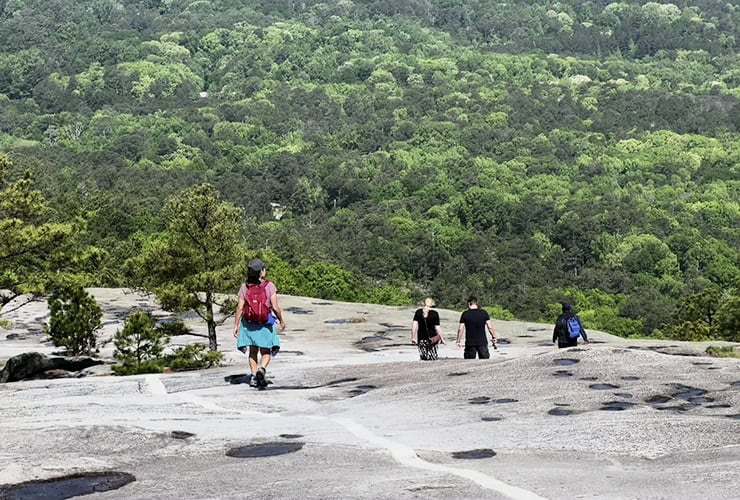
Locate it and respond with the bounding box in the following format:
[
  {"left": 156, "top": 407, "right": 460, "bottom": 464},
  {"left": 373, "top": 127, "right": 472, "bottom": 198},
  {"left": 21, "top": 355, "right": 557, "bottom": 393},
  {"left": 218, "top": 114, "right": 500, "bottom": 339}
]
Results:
[{"left": 411, "top": 297, "right": 446, "bottom": 360}]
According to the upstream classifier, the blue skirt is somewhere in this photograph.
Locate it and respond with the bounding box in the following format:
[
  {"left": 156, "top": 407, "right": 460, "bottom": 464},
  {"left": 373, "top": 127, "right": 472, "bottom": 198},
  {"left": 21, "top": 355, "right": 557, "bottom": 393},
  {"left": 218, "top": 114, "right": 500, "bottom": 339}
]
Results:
[{"left": 237, "top": 318, "right": 280, "bottom": 350}]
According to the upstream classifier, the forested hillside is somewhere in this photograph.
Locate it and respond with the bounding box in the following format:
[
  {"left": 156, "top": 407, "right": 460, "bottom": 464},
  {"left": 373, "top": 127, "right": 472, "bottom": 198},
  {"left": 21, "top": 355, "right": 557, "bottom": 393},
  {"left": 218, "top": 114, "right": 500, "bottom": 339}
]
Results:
[{"left": 1, "top": 0, "right": 738, "bottom": 340}]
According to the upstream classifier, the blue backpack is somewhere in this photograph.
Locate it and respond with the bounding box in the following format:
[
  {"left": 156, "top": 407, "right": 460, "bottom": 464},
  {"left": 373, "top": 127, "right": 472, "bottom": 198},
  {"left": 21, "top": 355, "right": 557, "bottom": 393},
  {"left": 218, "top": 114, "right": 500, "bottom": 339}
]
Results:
[{"left": 566, "top": 317, "right": 581, "bottom": 339}]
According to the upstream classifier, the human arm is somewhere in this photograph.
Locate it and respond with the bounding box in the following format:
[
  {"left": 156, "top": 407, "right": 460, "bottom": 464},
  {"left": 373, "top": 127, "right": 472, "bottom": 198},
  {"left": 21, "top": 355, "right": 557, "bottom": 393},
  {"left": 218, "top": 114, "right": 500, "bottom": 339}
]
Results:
[
  {"left": 457, "top": 323, "right": 465, "bottom": 347},
  {"left": 486, "top": 320, "right": 497, "bottom": 348},
  {"left": 270, "top": 292, "right": 286, "bottom": 331},
  {"left": 578, "top": 316, "right": 589, "bottom": 343},
  {"left": 435, "top": 324, "right": 446, "bottom": 344},
  {"left": 233, "top": 296, "right": 244, "bottom": 338},
  {"left": 411, "top": 320, "right": 419, "bottom": 344}
]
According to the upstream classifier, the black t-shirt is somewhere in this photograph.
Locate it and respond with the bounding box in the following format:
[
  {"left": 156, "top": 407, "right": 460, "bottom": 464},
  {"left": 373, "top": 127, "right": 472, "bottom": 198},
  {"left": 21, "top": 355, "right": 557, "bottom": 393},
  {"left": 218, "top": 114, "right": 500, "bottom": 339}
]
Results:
[
  {"left": 459, "top": 308, "right": 490, "bottom": 346},
  {"left": 413, "top": 309, "right": 440, "bottom": 340}
]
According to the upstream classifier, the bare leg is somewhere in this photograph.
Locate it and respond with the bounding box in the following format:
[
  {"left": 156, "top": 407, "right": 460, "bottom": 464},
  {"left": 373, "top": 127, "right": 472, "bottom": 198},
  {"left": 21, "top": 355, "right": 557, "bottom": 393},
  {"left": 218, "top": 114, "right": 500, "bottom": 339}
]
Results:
[
  {"left": 259, "top": 348, "right": 272, "bottom": 370},
  {"left": 248, "top": 346, "right": 259, "bottom": 374}
]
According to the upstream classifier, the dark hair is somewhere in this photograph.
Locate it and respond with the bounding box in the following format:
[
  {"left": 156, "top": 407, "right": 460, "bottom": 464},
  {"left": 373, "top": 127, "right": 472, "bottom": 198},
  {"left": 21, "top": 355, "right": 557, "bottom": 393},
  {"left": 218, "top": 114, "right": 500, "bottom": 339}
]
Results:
[
  {"left": 562, "top": 302, "right": 572, "bottom": 313},
  {"left": 246, "top": 267, "right": 261, "bottom": 285},
  {"left": 467, "top": 295, "right": 478, "bottom": 305}
]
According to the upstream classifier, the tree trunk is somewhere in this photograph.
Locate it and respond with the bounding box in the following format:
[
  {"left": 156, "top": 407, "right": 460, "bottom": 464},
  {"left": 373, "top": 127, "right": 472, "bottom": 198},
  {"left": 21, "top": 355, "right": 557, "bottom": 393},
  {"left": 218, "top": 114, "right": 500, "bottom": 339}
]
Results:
[{"left": 206, "top": 291, "right": 218, "bottom": 351}]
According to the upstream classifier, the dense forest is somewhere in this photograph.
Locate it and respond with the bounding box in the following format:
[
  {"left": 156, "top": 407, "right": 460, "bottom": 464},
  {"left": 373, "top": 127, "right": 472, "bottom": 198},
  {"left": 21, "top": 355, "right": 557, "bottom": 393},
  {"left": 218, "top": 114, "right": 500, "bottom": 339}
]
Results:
[{"left": 1, "top": 0, "right": 738, "bottom": 341}]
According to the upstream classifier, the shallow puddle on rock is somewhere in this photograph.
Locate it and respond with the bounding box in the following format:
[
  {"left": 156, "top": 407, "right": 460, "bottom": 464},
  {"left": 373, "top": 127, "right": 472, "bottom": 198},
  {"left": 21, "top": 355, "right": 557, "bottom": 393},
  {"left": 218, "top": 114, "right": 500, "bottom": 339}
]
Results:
[
  {"left": 621, "top": 376, "right": 640, "bottom": 381},
  {"left": 688, "top": 396, "right": 714, "bottom": 404},
  {"left": 447, "top": 372, "right": 469, "bottom": 377},
  {"left": 671, "top": 384, "right": 708, "bottom": 400},
  {"left": 481, "top": 416, "right": 503, "bottom": 422},
  {"left": 600, "top": 401, "right": 637, "bottom": 411},
  {"left": 580, "top": 376, "right": 598, "bottom": 381},
  {"left": 285, "top": 307, "right": 313, "bottom": 315},
  {"left": 170, "top": 431, "right": 195, "bottom": 440},
  {"left": 451, "top": 449, "right": 497, "bottom": 459},
  {"left": 494, "top": 398, "right": 518, "bottom": 404},
  {"left": 548, "top": 408, "right": 573, "bottom": 416},
  {"left": 613, "top": 393, "right": 633, "bottom": 399},
  {"left": 646, "top": 395, "right": 672, "bottom": 404},
  {"left": 553, "top": 370, "right": 573, "bottom": 377},
  {"left": 725, "top": 414, "right": 740, "bottom": 420},
  {"left": 279, "top": 434, "right": 304, "bottom": 439},
  {"left": 590, "top": 383, "right": 619, "bottom": 390},
  {"left": 554, "top": 358, "right": 579, "bottom": 366},
  {"left": 468, "top": 396, "right": 491, "bottom": 405},
  {"left": 226, "top": 442, "right": 304, "bottom": 458},
  {"left": 0, "top": 472, "right": 135, "bottom": 499}
]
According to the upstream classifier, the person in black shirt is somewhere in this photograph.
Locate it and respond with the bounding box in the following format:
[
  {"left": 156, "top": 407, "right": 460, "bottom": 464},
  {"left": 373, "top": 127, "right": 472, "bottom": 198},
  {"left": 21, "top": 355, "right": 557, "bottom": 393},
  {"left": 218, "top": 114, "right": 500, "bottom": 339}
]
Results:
[
  {"left": 411, "top": 297, "right": 445, "bottom": 360},
  {"left": 457, "top": 296, "right": 498, "bottom": 359}
]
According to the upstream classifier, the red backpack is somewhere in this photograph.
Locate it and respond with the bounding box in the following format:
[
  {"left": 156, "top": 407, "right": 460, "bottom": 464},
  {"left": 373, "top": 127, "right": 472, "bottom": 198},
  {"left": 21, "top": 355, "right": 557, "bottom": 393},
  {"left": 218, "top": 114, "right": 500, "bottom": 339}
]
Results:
[{"left": 244, "top": 282, "right": 270, "bottom": 324}]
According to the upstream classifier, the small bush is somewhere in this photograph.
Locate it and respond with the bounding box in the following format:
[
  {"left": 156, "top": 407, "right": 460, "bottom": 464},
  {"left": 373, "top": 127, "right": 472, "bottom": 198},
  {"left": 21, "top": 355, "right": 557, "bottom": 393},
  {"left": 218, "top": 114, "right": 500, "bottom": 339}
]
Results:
[
  {"left": 45, "top": 286, "right": 102, "bottom": 356},
  {"left": 113, "top": 310, "right": 170, "bottom": 373},
  {"left": 706, "top": 346, "right": 740, "bottom": 358},
  {"left": 165, "top": 343, "right": 223, "bottom": 370}
]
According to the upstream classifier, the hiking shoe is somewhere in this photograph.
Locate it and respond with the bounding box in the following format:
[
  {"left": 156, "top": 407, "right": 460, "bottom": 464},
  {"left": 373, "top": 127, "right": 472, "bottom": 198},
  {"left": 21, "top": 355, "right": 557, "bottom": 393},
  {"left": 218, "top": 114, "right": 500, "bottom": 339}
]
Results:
[
  {"left": 248, "top": 375, "right": 258, "bottom": 388},
  {"left": 255, "top": 367, "right": 267, "bottom": 388}
]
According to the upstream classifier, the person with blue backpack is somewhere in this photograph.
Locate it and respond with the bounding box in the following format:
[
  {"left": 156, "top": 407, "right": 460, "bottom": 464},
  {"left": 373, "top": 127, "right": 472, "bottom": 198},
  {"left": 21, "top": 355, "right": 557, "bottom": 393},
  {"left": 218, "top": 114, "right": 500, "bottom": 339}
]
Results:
[{"left": 553, "top": 303, "right": 589, "bottom": 348}]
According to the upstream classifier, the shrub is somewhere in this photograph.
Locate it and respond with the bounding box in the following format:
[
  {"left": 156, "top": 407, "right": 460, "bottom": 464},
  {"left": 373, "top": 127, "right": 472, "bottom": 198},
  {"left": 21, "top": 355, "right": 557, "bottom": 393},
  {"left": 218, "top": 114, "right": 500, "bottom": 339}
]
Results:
[
  {"left": 165, "top": 343, "right": 223, "bottom": 371},
  {"left": 112, "top": 310, "right": 170, "bottom": 374},
  {"left": 45, "top": 286, "right": 102, "bottom": 356},
  {"left": 706, "top": 346, "right": 740, "bottom": 358}
]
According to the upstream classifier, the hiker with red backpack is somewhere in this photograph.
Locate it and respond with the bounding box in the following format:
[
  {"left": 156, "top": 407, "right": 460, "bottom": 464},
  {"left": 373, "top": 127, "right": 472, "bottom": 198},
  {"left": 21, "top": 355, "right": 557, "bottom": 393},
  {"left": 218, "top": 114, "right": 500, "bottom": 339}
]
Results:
[
  {"left": 553, "top": 303, "right": 589, "bottom": 348},
  {"left": 233, "top": 258, "right": 286, "bottom": 388}
]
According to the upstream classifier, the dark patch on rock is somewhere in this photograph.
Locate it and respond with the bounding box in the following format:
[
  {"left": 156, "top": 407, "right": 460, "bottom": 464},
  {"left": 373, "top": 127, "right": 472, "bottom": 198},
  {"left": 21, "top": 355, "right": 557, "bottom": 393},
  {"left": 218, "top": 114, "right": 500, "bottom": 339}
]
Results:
[
  {"left": 621, "top": 376, "right": 640, "bottom": 381},
  {"left": 554, "top": 358, "right": 579, "bottom": 366},
  {"left": 325, "top": 318, "right": 366, "bottom": 324},
  {"left": 613, "top": 393, "right": 633, "bottom": 399},
  {"left": 688, "top": 396, "right": 714, "bottom": 404},
  {"left": 277, "top": 350, "right": 304, "bottom": 356},
  {"left": 468, "top": 396, "right": 491, "bottom": 405},
  {"left": 692, "top": 362, "right": 713, "bottom": 366},
  {"left": 451, "top": 449, "right": 496, "bottom": 459},
  {"left": 494, "top": 398, "right": 518, "bottom": 404},
  {"left": 553, "top": 370, "right": 573, "bottom": 377},
  {"left": 285, "top": 307, "right": 313, "bottom": 315},
  {"left": 226, "top": 442, "right": 304, "bottom": 458},
  {"left": 654, "top": 405, "right": 692, "bottom": 412},
  {"left": 707, "top": 404, "right": 731, "bottom": 409},
  {"left": 0, "top": 352, "right": 104, "bottom": 383},
  {"left": 447, "top": 372, "right": 469, "bottom": 377},
  {"left": 328, "top": 377, "right": 358, "bottom": 386},
  {"left": 496, "top": 338, "right": 511, "bottom": 345},
  {"left": 378, "top": 322, "right": 406, "bottom": 329},
  {"left": 725, "top": 414, "right": 740, "bottom": 420},
  {"left": 518, "top": 335, "right": 534, "bottom": 338},
  {"left": 730, "top": 381, "right": 740, "bottom": 387},
  {"left": 600, "top": 401, "right": 637, "bottom": 411},
  {"left": 590, "top": 383, "right": 619, "bottom": 390},
  {"left": 171, "top": 431, "right": 195, "bottom": 440},
  {"left": 224, "top": 374, "right": 251, "bottom": 385},
  {"left": 527, "top": 327, "right": 547, "bottom": 332},
  {"left": 361, "top": 336, "right": 390, "bottom": 343},
  {"left": 548, "top": 408, "right": 573, "bottom": 416},
  {"left": 311, "top": 302, "right": 333, "bottom": 305},
  {"left": 707, "top": 367, "right": 721, "bottom": 370},
  {"left": 5, "top": 333, "right": 23, "bottom": 340},
  {"left": 579, "top": 376, "right": 598, "bottom": 381},
  {"left": 279, "top": 434, "right": 303, "bottom": 439},
  {"left": 554, "top": 403, "right": 570, "bottom": 406},
  {"left": 646, "top": 395, "right": 672, "bottom": 404},
  {"left": 671, "top": 384, "right": 707, "bottom": 400},
  {"left": 627, "top": 346, "right": 642, "bottom": 349},
  {"left": 0, "top": 471, "right": 135, "bottom": 498},
  {"left": 347, "top": 385, "right": 376, "bottom": 397},
  {"left": 481, "top": 416, "right": 503, "bottom": 422}
]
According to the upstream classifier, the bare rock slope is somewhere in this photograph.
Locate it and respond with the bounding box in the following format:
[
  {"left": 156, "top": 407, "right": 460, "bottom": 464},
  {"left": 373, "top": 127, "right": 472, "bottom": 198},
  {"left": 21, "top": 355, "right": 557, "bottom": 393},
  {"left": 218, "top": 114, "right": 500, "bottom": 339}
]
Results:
[{"left": 0, "top": 289, "right": 738, "bottom": 499}]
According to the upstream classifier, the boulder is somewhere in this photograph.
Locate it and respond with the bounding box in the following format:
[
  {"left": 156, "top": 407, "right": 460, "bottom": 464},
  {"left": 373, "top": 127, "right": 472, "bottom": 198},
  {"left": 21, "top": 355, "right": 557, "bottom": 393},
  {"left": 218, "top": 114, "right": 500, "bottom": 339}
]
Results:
[{"left": 0, "top": 352, "right": 104, "bottom": 383}]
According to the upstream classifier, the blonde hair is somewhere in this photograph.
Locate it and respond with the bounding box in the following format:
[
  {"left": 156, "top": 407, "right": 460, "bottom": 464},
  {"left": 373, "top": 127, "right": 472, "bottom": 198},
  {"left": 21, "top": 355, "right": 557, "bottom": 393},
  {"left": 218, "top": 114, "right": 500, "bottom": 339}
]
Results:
[{"left": 422, "top": 297, "right": 436, "bottom": 318}]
